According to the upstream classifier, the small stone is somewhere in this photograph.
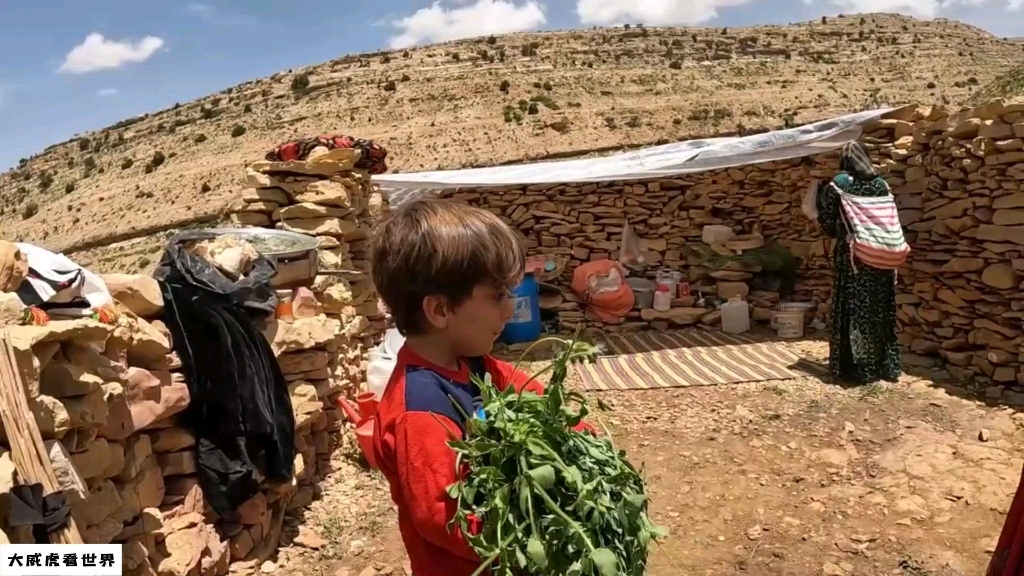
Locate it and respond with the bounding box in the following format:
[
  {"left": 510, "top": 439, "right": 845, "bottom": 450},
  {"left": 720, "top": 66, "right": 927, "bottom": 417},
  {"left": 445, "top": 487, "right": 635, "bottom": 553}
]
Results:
[
  {"left": 822, "top": 562, "right": 845, "bottom": 575},
  {"left": 746, "top": 525, "right": 762, "bottom": 540},
  {"left": 261, "top": 560, "right": 277, "bottom": 573},
  {"left": 293, "top": 526, "right": 327, "bottom": 550},
  {"left": 292, "top": 287, "right": 319, "bottom": 319},
  {"left": 979, "top": 428, "right": 991, "bottom": 442}
]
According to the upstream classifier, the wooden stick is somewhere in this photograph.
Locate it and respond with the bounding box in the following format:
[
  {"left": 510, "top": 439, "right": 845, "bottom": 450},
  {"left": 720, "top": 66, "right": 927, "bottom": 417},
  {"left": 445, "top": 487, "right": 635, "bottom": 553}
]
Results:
[{"left": 0, "top": 330, "right": 82, "bottom": 544}]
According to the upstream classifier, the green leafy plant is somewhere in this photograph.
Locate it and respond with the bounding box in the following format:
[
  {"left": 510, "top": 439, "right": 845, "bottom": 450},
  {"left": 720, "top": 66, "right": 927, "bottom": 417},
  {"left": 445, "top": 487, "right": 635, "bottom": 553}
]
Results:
[{"left": 445, "top": 337, "right": 664, "bottom": 576}]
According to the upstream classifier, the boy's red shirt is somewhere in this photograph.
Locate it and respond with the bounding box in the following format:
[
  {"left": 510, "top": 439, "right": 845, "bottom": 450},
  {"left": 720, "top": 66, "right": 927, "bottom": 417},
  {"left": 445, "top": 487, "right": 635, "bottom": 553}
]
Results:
[{"left": 372, "top": 346, "right": 588, "bottom": 576}]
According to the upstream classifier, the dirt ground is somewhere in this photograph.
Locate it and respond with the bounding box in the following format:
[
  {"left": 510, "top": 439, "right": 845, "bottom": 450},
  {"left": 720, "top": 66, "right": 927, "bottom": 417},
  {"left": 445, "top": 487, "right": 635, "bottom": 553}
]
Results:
[{"left": 267, "top": 337, "right": 1024, "bottom": 576}]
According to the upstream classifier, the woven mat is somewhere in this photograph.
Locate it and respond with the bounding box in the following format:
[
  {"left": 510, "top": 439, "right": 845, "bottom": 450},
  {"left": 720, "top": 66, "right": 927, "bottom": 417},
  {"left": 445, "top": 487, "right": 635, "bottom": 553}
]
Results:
[{"left": 577, "top": 330, "right": 827, "bottom": 391}]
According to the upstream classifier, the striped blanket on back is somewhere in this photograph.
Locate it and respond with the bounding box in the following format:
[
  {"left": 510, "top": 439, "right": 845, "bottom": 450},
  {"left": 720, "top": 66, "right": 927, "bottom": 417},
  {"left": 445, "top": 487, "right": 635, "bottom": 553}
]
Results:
[{"left": 832, "top": 182, "right": 910, "bottom": 271}]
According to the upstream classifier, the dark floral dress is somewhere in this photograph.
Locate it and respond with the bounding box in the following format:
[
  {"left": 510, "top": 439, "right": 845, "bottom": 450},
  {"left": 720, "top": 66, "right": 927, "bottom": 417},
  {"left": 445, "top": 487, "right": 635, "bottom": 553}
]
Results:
[{"left": 816, "top": 172, "right": 902, "bottom": 384}]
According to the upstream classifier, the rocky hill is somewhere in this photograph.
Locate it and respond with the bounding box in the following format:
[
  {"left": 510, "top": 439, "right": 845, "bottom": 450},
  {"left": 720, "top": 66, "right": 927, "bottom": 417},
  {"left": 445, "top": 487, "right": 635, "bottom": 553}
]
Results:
[{"left": 1, "top": 12, "right": 1020, "bottom": 273}]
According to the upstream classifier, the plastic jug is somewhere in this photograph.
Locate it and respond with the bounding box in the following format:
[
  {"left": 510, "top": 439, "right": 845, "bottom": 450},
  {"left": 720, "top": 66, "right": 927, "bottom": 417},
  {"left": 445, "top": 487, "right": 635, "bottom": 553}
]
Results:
[
  {"left": 720, "top": 297, "right": 750, "bottom": 334},
  {"left": 653, "top": 283, "right": 672, "bottom": 312},
  {"left": 500, "top": 273, "right": 542, "bottom": 344}
]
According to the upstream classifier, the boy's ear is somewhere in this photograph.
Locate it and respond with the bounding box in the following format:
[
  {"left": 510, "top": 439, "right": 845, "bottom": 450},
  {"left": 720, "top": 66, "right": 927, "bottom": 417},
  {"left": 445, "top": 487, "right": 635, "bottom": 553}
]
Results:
[{"left": 421, "top": 295, "right": 451, "bottom": 330}]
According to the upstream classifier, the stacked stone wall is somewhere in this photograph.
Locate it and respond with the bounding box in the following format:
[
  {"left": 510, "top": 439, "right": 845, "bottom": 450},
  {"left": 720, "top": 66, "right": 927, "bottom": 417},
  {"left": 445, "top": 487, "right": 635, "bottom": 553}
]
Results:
[{"left": 441, "top": 100, "right": 1024, "bottom": 388}]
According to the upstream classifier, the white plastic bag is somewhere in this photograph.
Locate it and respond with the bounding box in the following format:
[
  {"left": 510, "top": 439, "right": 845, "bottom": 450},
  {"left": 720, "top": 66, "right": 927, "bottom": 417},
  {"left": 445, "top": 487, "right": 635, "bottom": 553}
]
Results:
[
  {"left": 802, "top": 179, "right": 820, "bottom": 221},
  {"left": 618, "top": 220, "right": 645, "bottom": 267}
]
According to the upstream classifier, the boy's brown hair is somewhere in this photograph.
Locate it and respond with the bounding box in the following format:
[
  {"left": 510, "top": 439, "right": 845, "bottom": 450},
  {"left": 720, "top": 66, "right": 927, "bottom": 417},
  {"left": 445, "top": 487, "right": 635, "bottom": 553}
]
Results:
[{"left": 369, "top": 197, "right": 525, "bottom": 335}]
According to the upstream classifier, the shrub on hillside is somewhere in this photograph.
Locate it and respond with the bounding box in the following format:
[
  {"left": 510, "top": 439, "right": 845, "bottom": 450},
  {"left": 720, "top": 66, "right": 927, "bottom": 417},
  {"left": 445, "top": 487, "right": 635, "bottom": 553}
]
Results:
[
  {"left": 121, "top": 158, "right": 134, "bottom": 170},
  {"left": 38, "top": 172, "right": 53, "bottom": 191},
  {"left": 84, "top": 156, "right": 96, "bottom": 170},
  {"left": 22, "top": 202, "right": 38, "bottom": 220},
  {"left": 151, "top": 151, "right": 165, "bottom": 168},
  {"left": 65, "top": 182, "right": 75, "bottom": 194},
  {"left": 291, "top": 73, "right": 310, "bottom": 93},
  {"left": 231, "top": 124, "right": 246, "bottom": 138},
  {"left": 195, "top": 133, "right": 208, "bottom": 144}
]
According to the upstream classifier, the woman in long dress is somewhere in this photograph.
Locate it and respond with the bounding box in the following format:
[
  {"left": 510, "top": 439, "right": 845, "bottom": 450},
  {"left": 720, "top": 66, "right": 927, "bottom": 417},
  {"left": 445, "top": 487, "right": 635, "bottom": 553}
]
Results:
[
  {"left": 815, "top": 141, "right": 901, "bottom": 384},
  {"left": 989, "top": 468, "right": 1024, "bottom": 575}
]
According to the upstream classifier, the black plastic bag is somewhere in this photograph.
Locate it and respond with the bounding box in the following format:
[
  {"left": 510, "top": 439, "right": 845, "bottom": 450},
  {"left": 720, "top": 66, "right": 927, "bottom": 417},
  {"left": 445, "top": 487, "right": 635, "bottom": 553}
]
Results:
[{"left": 152, "top": 229, "right": 278, "bottom": 316}]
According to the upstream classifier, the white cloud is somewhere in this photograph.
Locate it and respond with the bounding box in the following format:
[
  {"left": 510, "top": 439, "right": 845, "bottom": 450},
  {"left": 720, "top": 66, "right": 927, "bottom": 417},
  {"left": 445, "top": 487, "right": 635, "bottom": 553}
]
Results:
[
  {"left": 97, "top": 88, "right": 118, "bottom": 97},
  {"left": 388, "top": 0, "right": 547, "bottom": 49},
  {"left": 576, "top": 0, "right": 753, "bottom": 25},
  {"left": 58, "top": 33, "right": 165, "bottom": 74}
]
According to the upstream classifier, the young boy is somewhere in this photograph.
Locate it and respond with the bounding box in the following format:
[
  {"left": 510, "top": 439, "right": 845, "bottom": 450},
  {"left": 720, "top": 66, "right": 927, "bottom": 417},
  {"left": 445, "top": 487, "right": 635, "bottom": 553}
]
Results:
[{"left": 369, "top": 198, "right": 577, "bottom": 576}]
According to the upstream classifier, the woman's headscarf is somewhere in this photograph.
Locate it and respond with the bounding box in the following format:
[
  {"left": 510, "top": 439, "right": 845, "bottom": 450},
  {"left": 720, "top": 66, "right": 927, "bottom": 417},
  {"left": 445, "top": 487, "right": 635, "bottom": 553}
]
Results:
[{"left": 839, "top": 141, "right": 877, "bottom": 181}]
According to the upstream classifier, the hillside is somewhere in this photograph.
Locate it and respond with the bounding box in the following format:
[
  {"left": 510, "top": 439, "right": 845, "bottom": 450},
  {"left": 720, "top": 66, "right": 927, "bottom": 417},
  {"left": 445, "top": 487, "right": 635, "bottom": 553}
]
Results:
[
  {"left": 1, "top": 12, "right": 1020, "bottom": 272},
  {"left": 970, "top": 62, "right": 1024, "bottom": 104}
]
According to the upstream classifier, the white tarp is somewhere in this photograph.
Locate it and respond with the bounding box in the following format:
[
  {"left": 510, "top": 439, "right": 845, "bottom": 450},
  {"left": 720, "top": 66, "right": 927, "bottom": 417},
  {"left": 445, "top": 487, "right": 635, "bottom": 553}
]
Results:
[{"left": 374, "top": 107, "right": 894, "bottom": 204}]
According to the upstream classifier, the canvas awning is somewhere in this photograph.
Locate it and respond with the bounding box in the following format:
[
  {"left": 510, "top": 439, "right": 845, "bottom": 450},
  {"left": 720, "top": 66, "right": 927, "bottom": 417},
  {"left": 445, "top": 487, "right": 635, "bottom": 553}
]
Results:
[{"left": 373, "top": 107, "right": 894, "bottom": 205}]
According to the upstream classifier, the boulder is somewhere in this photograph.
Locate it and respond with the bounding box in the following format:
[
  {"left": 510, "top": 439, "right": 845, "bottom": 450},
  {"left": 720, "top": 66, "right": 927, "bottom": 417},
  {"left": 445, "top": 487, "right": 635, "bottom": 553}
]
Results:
[{"left": 100, "top": 274, "right": 164, "bottom": 318}]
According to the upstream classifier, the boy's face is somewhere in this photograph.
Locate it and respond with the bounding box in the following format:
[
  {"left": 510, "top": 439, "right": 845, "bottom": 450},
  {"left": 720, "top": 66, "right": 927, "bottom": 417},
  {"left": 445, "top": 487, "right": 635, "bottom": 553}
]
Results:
[{"left": 423, "top": 282, "right": 515, "bottom": 357}]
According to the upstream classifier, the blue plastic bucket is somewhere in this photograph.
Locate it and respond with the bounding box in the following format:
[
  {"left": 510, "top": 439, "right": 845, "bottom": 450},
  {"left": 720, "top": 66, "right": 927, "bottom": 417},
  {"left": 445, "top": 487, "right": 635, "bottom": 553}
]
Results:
[{"left": 500, "top": 273, "right": 542, "bottom": 344}]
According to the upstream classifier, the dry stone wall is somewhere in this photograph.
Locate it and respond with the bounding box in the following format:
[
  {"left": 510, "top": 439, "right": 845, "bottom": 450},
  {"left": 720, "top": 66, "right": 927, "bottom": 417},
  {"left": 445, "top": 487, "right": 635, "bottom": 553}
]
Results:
[
  {"left": 437, "top": 158, "right": 837, "bottom": 331},
  {"left": 0, "top": 276, "right": 367, "bottom": 576},
  {"left": 870, "top": 100, "right": 1024, "bottom": 388},
  {"left": 231, "top": 147, "right": 389, "bottom": 349},
  {"left": 0, "top": 149, "right": 388, "bottom": 576},
  {"left": 440, "top": 99, "right": 1024, "bottom": 388}
]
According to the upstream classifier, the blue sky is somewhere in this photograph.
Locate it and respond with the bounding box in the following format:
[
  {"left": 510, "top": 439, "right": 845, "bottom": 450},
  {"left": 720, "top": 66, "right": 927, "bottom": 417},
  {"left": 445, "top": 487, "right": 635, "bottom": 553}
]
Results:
[{"left": 2, "top": 0, "right": 1024, "bottom": 170}]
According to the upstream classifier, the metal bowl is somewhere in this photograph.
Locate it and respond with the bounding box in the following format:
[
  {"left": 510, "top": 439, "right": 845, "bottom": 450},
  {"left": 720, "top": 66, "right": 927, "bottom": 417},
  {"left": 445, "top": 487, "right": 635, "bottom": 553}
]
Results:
[
  {"left": 206, "top": 227, "right": 320, "bottom": 288},
  {"left": 205, "top": 227, "right": 318, "bottom": 259}
]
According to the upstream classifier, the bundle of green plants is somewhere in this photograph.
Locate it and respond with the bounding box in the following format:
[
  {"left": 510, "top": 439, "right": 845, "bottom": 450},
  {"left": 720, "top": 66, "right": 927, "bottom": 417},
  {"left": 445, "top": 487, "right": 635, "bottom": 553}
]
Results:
[{"left": 444, "top": 337, "right": 664, "bottom": 576}]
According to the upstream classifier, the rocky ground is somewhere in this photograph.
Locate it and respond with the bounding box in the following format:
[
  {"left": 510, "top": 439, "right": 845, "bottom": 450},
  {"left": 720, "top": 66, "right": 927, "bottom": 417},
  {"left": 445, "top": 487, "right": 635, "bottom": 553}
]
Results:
[
  {"left": 260, "top": 339, "right": 1024, "bottom": 576},
  {"left": 2, "top": 13, "right": 1021, "bottom": 272}
]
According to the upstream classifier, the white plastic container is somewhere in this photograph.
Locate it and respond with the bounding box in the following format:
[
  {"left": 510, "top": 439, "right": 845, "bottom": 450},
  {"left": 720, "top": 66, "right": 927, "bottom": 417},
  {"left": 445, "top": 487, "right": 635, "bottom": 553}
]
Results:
[
  {"left": 720, "top": 297, "right": 751, "bottom": 334},
  {"left": 366, "top": 349, "right": 397, "bottom": 399},
  {"left": 772, "top": 302, "right": 814, "bottom": 339},
  {"left": 655, "top": 270, "right": 682, "bottom": 298},
  {"left": 702, "top": 225, "right": 735, "bottom": 245},
  {"left": 382, "top": 328, "right": 406, "bottom": 356},
  {"left": 772, "top": 310, "right": 806, "bottom": 339},
  {"left": 653, "top": 283, "right": 673, "bottom": 312}
]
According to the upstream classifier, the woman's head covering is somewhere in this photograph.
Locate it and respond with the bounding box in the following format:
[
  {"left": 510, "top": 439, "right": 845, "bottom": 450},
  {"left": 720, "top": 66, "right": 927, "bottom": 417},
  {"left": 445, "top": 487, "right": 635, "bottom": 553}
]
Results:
[{"left": 840, "top": 141, "right": 877, "bottom": 180}]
